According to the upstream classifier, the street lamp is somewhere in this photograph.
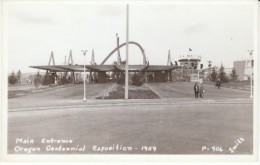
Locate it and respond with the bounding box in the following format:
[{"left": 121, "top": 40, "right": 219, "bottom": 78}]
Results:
[
  {"left": 248, "top": 49, "right": 254, "bottom": 98},
  {"left": 82, "top": 50, "right": 88, "bottom": 102}
]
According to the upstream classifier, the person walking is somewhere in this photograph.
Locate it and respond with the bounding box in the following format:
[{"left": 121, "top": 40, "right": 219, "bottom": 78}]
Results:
[
  {"left": 200, "top": 83, "right": 205, "bottom": 98},
  {"left": 194, "top": 82, "right": 200, "bottom": 98},
  {"left": 216, "top": 79, "right": 221, "bottom": 89}
]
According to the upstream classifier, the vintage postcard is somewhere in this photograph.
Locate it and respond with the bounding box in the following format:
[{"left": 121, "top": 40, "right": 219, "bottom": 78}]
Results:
[{"left": 0, "top": 0, "right": 259, "bottom": 163}]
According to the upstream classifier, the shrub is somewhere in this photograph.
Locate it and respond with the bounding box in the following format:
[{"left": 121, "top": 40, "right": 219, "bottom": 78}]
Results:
[
  {"left": 42, "top": 74, "right": 55, "bottom": 85},
  {"left": 131, "top": 73, "right": 143, "bottom": 86}
]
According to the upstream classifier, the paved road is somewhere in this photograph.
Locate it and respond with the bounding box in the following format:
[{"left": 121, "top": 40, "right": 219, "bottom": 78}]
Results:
[
  {"left": 7, "top": 82, "right": 254, "bottom": 155},
  {"left": 8, "top": 83, "right": 113, "bottom": 109},
  {"left": 9, "top": 82, "right": 251, "bottom": 110},
  {"left": 146, "top": 82, "right": 251, "bottom": 99},
  {"left": 8, "top": 103, "right": 253, "bottom": 154}
]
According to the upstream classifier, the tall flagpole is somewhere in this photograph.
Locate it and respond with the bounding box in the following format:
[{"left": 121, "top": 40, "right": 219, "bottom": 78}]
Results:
[{"left": 125, "top": 4, "right": 129, "bottom": 99}]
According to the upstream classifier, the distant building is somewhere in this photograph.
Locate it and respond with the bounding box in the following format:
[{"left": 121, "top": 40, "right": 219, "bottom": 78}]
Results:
[
  {"left": 233, "top": 60, "right": 254, "bottom": 81},
  {"left": 177, "top": 54, "right": 203, "bottom": 82},
  {"left": 178, "top": 54, "right": 201, "bottom": 69}
]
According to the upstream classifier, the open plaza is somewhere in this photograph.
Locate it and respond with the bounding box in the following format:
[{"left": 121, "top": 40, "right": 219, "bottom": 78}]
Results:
[{"left": 8, "top": 81, "right": 253, "bottom": 154}]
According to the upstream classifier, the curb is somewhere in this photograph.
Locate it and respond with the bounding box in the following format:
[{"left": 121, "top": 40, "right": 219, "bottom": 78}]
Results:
[
  {"left": 9, "top": 99, "right": 253, "bottom": 112},
  {"left": 144, "top": 83, "right": 163, "bottom": 99}
]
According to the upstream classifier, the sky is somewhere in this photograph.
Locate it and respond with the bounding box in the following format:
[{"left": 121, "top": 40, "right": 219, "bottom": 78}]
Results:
[{"left": 4, "top": 0, "right": 256, "bottom": 73}]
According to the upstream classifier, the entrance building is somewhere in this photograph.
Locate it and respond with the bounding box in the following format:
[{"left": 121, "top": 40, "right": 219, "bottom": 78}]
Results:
[{"left": 30, "top": 64, "right": 177, "bottom": 84}]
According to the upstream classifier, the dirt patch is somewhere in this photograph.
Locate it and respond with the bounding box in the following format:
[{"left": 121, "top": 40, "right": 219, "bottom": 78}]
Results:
[{"left": 96, "top": 84, "right": 160, "bottom": 99}]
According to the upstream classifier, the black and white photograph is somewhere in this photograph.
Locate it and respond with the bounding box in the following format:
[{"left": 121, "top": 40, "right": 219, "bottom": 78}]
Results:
[{"left": 0, "top": 0, "right": 259, "bottom": 163}]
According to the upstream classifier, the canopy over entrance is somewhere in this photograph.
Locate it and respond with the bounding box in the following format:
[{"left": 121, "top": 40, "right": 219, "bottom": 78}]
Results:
[{"left": 30, "top": 64, "right": 178, "bottom": 72}]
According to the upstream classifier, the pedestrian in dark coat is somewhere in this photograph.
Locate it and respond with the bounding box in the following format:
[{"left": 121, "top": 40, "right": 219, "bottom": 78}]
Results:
[
  {"left": 194, "top": 82, "right": 200, "bottom": 98},
  {"left": 216, "top": 79, "right": 221, "bottom": 89},
  {"left": 200, "top": 83, "right": 205, "bottom": 98}
]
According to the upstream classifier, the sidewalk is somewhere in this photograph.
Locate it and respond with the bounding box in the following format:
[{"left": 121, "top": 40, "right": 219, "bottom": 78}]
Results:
[{"left": 9, "top": 97, "right": 253, "bottom": 112}]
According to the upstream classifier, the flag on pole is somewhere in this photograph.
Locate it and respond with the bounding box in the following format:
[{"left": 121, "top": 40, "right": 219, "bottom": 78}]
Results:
[
  {"left": 91, "top": 49, "right": 96, "bottom": 65},
  {"left": 248, "top": 50, "right": 253, "bottom": 55}
]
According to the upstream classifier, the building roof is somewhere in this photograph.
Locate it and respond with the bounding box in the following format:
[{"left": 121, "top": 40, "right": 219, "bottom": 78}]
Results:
[
  {"left": 30, "top": 65, "right": 67, "bottom": 72},
  {"left": 30, "top": 64, "right": 179, "bottom": 72},
  {"left": 178, "top": 54, "right": 202, "bottom": 62},
  {"left": 147, "top": 65, "right": 177, "bottom": 71},
  {"left": 114, "top": 65, "right": 149, "bottom": 71}
]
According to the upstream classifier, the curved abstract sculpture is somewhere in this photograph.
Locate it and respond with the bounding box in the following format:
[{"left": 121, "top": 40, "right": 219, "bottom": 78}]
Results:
[{"left": 101, "top": 41, "right": 146, "bottom": 65}]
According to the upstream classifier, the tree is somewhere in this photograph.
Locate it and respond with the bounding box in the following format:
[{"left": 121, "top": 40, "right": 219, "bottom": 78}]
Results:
[
  {"left": 210, "top": 68, "right": 217, "bottom": 82},
  {"left": 8, "top": 71, "right": 17, "bottom": 85},
  {"left": 218, "top": 64, "right": 229, "bottom": 83},
  {"left": 34, "top": 71, "right": 42, "bottom": 88},
  {"left": 230, "top": 68, "right": 238, "bottom": 81},
  {"left": 17, "top": 70, "right": 22, "bottom": 83}
]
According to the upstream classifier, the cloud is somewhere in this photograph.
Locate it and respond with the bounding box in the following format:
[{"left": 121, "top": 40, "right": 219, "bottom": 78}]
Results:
[
  {"left": 154, "top": 5, "right": 177, "bottom": 12},
  {"left": 97, "top": 5, "right": 125, "bottom": 17},
  {"left": 9, "top": 8, "right": 56, "bottom": 25},
  {"left": 183, "top": 23, "right": 207, "bottom": 34}
]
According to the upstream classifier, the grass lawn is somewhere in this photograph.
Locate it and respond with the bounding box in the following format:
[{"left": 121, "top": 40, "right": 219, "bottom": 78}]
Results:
[
  {"left": 204, "top": 80, "right": 251, "bottom": 91},
  {"left": 8, "top": 84, "right": 75, "bottom": 98}
]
